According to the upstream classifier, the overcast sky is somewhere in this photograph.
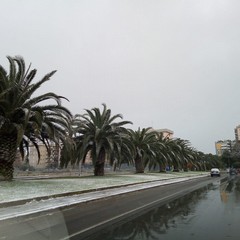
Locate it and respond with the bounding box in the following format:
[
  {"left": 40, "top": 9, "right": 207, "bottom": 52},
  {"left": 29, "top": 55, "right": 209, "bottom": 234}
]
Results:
[{"left": 1, "top": 0, "right": 240, "bottom": 154}]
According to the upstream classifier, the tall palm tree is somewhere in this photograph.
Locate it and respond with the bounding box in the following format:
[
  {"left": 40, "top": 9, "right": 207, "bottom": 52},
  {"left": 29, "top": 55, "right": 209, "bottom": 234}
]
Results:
[
  {"left": 128, "top": 127, "right": 159, "bottom": 173},
  {"left": 0, "top": 56, "right": 72, "bottom": 180},
  {"left": 72, "top": 104, "right": 132, "bottom": 176}
]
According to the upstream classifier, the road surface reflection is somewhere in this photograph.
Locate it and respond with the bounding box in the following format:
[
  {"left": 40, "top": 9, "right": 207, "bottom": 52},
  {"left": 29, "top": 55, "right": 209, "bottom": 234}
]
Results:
[{"left": 86, "top": 176, "right": 240, "bottom": 240}]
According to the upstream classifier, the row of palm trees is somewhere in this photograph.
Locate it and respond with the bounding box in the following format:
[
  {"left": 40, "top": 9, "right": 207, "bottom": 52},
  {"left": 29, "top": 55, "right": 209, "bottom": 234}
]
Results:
[
  {"left": 0, "top": 56, "right": 220, "bottom": 181},
  {"left": 60, "top": 104, "right": 218, "bottom": 176}
]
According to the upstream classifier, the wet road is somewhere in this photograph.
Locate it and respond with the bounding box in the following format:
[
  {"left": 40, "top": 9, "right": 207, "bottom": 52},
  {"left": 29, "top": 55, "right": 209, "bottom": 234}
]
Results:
[
  {"left": 65, "top": 175, "right": 217, "bottom": 239},
  {"left": 86, "top": 175, "right": 240, "bottom": 240}
]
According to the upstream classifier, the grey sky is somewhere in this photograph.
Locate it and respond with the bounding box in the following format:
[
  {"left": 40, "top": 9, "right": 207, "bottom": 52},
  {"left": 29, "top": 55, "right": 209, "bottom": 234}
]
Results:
[{"left": 1, "top": 0, "right": 240, "bottom": 154}]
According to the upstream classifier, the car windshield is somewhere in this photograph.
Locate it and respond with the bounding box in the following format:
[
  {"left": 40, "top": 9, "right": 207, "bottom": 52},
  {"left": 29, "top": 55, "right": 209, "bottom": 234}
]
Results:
[{"left": 1, "top": 0, "right": 240, "bottom": 240}]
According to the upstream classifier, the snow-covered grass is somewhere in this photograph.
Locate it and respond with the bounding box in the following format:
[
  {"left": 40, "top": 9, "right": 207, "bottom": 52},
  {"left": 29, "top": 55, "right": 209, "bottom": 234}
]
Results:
[{"left": 0, "top": 171, "right": 208, "bottom": 204}]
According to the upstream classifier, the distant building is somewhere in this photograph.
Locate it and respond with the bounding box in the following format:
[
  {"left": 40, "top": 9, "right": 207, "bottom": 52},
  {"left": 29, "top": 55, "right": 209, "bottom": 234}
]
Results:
[
  {"left": 235, "top": 125, "right": 240, "bottom": 142},
  {"left": 215, "top": 140, "right": 233, "bottom": 156},
  {"left": 214, "top": 124, "right": 240, "bottom": 156},
  {"left": 148, "top": 128, "right": 174, "bottom": 139},
  {"left": 19, "top": 141, "right": 60, "bottom": 169},
  {"left": 13, "top": 141, "right": 59, "bottom": 170}
]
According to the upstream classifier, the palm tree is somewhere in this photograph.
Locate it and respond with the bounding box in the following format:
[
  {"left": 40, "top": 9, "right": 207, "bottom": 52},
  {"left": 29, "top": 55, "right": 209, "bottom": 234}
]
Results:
[
  {"left": 59, "top": 117, "right": 78, "bottom": 169},
  {"left": 150, "top": 132, "right": 171, "bottom": 172},
  {"left": 162, "top": 138, "right": 196, "bottom": 171},
  {"left": 0, "top": 56, "right": 72, "bottom": 180},
  {"left": 128, "top": 127, "right": 159, "bottom": 173},
  {"left": 72, "top": 104, "right": 132, "bottom": 176},
  {"left": 173, "top": 138, "right": 196, "bottom": 171}
]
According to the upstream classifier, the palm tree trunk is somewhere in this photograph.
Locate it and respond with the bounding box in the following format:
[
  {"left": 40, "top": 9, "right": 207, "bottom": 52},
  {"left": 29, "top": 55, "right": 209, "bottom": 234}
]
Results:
[
  {"left": 94, "top": 148, "right": 105, "bottom": 176},
  {"left": 135, "top": 155, "right": 144, "bottom": 173},
  {"left": 0, "top": 131, "right": 18, "bottom": 181},
  {"left": 159, "top": 161, "right": 166, "bottom": 172}
]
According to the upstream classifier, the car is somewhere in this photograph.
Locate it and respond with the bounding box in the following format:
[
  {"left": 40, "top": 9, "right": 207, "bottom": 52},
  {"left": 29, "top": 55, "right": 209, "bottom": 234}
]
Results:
[{"left": 210, "top": 168, "right": 220, "bottom": 177}]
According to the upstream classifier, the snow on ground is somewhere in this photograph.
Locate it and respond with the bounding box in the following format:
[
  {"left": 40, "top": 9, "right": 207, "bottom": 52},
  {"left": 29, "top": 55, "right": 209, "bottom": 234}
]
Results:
[{"left": 0, "top": 171, "right": 208, "bottom": 203}]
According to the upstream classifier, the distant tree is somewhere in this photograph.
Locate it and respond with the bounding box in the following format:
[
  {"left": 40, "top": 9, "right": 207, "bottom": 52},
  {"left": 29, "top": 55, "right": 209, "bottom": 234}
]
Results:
[
  {"left": 231, "top": 142, "right": 240, "bottom": 160},
  {"left": 173, "top": 138, "right": 197, "bottom": 171},
  {"left": 222, "top": 141, "right": 240, "bottom": 168},
  {"left": 0, "top": 56, "right": 72, "bottom": 180},
  {"left": 221, "top": 150, "right": 232, "bottom": 168},
  {"left": 128, "top": 129, "right": 198, "bottom": 173},
  {"left": 196, "top": 153, "right": 222, "bottom": 170}
]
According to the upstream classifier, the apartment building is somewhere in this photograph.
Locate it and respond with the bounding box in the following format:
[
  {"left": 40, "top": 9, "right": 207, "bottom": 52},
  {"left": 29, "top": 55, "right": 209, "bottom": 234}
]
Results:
[
  {"left": 235, "top": 125, "right": 240, "bottom": 142},
  {"left": 215, "top": 140, "right": 233, "bottom": 156}
]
